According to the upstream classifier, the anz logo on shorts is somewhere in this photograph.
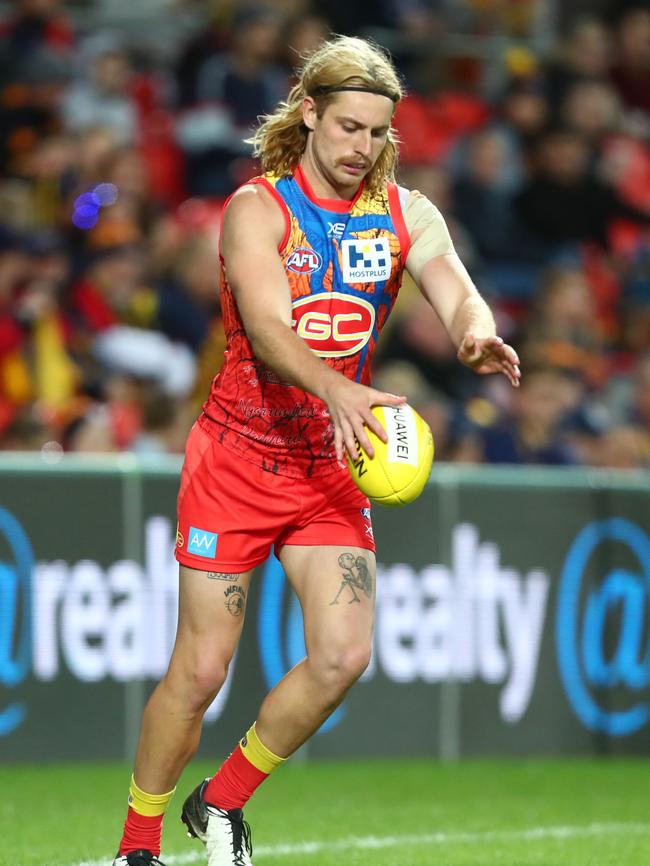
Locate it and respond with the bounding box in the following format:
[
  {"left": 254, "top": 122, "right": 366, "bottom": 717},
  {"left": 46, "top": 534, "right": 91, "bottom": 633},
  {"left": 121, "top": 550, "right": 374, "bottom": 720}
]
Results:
[{"left": 187, "top": 526, "right": 218, "bottom": 558}]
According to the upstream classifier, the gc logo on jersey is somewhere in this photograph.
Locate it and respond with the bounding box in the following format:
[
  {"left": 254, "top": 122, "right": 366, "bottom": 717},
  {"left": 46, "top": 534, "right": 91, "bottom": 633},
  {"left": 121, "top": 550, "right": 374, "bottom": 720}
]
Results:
[
  {"left": 342, "top": 238, "right": 391, "bottom": 283},
  {"left": 286, "top": 247, "right": 322, "bottom": 274},
  {"left": 292, "top": 291, "right": 375, "bottom": 358}
]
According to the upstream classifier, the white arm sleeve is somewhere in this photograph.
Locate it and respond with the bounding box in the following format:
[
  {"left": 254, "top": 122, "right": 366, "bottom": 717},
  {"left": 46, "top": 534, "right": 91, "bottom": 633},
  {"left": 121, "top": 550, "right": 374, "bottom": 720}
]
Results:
[{"left": 403, "top": 191, "right": 455, "bottom": 284}]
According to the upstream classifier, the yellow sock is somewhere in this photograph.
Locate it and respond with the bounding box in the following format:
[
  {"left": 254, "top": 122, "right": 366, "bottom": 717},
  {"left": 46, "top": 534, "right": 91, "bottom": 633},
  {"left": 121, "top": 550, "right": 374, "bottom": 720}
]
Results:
[
  {"left": 128, "top": 775, "right": 176, "bottom": 817},
  {"left": 240, "top": 722, "right": 286, "bottom": 775}
]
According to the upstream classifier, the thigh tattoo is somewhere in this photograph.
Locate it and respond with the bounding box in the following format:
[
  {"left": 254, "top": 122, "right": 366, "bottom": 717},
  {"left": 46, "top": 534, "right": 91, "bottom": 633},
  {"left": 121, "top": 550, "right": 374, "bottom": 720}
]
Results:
[
  {"left": 204, "top": 573, "right": 247, "bottom": 617},
  {"left": 330, "top": 552, "right": 373, "bottom": 605},
  {"left": 224, "top": 584, "right": 246, "bottom": 617}
]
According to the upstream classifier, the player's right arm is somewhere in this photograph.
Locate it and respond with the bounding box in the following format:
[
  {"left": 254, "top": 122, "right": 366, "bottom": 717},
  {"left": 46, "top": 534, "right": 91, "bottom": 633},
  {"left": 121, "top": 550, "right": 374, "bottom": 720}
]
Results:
[
  {"left": 220, "top": 185, "right": 404, "bottom": 461},
  {"left": 404, "top": 190, "right": 520, "bottom": 388}
]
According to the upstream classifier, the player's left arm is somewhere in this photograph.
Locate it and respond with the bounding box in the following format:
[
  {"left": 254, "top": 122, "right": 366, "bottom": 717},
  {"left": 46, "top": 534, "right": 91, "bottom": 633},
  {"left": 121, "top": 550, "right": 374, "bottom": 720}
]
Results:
[{"left": 403, "top": 191, "right": 521, "bottom": 388}]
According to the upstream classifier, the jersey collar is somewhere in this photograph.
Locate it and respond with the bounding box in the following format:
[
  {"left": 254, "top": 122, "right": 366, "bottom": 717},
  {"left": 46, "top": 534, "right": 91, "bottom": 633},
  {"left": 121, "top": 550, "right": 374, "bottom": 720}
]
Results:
[{"left": 294, "top": 164, "right": 364, "bottom": 213}]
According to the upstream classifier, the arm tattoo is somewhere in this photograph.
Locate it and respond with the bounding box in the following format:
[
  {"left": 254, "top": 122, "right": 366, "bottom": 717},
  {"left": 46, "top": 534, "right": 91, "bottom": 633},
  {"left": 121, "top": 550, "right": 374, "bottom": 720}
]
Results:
[{"left": 330, "top": 552, "right": 373, "bottom": 605}]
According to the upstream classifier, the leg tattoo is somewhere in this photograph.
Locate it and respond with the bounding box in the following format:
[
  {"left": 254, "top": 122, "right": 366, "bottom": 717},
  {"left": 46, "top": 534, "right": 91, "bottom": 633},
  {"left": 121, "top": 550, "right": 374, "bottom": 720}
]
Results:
[
  {"left": 224, "top": 585, "right": 246, "bottom": 616},
  {"left": 330, "top": 553, "right": 373, "bottom": 605}
]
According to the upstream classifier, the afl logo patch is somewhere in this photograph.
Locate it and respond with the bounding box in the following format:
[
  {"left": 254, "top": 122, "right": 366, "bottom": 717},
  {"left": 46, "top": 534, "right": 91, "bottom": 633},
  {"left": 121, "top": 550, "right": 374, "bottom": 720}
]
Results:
[{"left": 286, "top": 247, "right": 322, "bottom": 274}]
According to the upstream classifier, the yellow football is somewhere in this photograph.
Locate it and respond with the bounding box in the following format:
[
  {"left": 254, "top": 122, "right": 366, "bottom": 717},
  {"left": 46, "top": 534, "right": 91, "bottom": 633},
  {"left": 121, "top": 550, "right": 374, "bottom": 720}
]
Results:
[{"left": 346, "top": 404, "right": 434, "bottom": 506}]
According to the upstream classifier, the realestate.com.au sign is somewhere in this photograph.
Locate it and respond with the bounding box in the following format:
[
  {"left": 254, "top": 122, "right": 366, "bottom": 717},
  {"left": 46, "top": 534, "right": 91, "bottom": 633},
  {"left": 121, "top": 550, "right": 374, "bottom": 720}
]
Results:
[{"left": 1, "top": 504, "right": 649, "bottom": 755}]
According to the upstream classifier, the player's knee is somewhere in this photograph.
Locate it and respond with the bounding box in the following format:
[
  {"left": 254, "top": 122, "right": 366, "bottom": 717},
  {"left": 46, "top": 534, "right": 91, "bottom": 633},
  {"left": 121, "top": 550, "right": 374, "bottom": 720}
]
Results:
[
  {"left": 167, "top": 649, "right": 232, "bottom": 709},
  {"left": 188, "top": 659, "right": 229, "bottom": 705},
  {"left": 341, "top": 642, "right": 372, "bottom": 683},
  {"left": 311, "top": 641, "right": 372, "bottom": 693}
]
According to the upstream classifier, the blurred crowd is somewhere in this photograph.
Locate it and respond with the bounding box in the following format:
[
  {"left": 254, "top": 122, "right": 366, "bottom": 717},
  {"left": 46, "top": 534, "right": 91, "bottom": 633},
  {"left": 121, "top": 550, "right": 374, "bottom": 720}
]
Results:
[{"left": 1, "top": 0, "right": 649, "bottom": 468}]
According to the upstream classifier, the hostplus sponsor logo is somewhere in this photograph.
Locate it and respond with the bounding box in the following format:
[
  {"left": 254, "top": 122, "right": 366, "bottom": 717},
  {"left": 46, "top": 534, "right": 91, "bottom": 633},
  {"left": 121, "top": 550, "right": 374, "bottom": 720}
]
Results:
[
  {"left": 342, "top": 238, "right": 390, "bottom": 282},
  {"left": 556, "top": 518, "right": 650, "bottom": 735}
]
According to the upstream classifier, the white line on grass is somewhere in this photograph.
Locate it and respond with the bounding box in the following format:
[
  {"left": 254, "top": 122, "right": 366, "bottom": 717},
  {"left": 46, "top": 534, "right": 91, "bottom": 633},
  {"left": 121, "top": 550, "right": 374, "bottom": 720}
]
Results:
[{"left": 72, "top": 822, "right": 650, "bottom": 866}]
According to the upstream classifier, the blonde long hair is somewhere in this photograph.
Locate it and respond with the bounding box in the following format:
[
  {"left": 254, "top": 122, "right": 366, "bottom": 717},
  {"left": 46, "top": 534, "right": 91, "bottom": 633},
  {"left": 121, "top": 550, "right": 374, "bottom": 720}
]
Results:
[{"left": 249, "top": 36, "right": 403, "bottom": 193}]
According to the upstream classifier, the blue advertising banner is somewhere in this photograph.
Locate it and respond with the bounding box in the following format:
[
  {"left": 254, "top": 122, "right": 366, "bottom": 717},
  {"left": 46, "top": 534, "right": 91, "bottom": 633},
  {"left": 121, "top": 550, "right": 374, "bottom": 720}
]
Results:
[{"left": 0, "top": 456, "right": 648, "bottom": 761}]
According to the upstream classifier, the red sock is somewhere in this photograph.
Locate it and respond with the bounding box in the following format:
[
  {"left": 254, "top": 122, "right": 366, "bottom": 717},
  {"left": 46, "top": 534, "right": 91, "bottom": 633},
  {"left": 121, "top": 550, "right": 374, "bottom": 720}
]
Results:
[
  {"left": 119, "top": 808, "right": 164, "bottom": 856},
  {"left": 204, "top": 745, "right": 268, "bottom": 810}
]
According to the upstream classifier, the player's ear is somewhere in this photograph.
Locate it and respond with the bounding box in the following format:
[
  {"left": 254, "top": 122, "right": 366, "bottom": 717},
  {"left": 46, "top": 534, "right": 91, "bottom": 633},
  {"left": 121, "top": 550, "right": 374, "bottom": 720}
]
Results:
[{"left": 302, "top": 96, "right": 317, "bottom": 132}]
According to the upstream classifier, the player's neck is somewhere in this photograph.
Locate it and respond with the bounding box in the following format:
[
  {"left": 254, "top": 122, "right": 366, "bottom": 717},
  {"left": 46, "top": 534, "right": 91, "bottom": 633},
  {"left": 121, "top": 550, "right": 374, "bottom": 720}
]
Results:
[{"left": 298, "top": 152, "right": 361, "bottom": 202}]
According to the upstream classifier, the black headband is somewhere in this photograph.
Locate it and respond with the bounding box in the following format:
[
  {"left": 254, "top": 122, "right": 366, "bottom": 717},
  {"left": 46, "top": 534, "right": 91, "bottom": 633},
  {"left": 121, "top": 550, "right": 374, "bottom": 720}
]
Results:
[{"left": 308, "top": 85, "right": 399, "bottom": 103}]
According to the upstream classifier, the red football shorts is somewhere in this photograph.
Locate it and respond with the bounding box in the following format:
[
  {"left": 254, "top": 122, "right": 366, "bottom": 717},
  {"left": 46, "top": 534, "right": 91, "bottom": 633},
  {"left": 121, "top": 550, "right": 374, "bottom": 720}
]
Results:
[{"left": 175, "top": 419, "right": 375, "bottom": 571}]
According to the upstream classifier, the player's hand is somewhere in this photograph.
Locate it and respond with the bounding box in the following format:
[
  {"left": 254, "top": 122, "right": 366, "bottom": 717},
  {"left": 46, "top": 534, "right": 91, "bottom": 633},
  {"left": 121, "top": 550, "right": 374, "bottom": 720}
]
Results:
[
  {"left": 457, "top": 334, "right": 521, "bottom": 387},
  {"left": 323, "top": 379, "right": 406, "bottom": 462}
]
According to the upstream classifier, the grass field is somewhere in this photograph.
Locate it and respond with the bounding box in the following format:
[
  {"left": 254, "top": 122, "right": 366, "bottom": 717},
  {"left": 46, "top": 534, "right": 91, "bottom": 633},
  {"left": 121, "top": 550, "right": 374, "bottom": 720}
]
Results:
[{"left": 2, "top": 758, "right": 649, "bottom": 866}]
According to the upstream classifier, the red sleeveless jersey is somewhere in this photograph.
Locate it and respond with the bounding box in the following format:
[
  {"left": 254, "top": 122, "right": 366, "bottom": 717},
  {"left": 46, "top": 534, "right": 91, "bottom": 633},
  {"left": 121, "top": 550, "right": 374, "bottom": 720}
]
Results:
[{"left": 201, "top": 166, "right": 411, "bottom": 478}]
